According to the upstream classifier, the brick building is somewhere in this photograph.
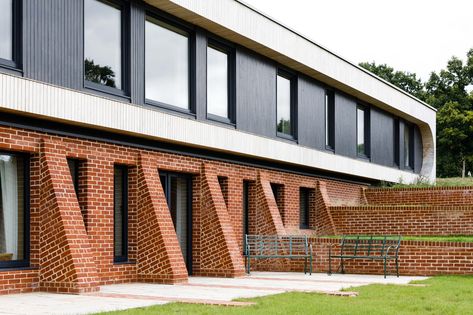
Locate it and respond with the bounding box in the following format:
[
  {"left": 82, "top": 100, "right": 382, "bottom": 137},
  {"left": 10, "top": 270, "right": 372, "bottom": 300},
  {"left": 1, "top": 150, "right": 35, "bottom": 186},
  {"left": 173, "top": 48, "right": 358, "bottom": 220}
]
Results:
[{"left": 0, "top": 0, "right": 436, "bottom": 294}]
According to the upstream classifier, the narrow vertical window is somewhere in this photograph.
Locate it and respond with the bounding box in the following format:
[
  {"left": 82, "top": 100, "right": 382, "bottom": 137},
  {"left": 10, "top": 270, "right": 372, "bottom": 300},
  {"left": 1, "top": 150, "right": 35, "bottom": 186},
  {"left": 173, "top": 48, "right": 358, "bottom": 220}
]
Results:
[
  {"left": 0, "top": 0, "right": 13, "bottom": 62},
  {"left": 299, "top": 188, "right": 310, "bottom": 229},
  {"left": 146, "top": 17, "right": 190, "bottom": 110},
  {"left": 84, "top": 0, "right": 123, "bottom": 91},
  {"left": 404, "top": 123, "right": 414, "bottom": 169},
  {"left": 67, "top": 159, "right": 80, "bottom": 196},
  {"left": 357, "top": 105, "right": 370, "bottom": 157},
  {"left": 114, "top": 165, "right": 128, "bottom": 262},
  {"left": 207, "top": 44, "right": 232, "bottom": 121},
  {"left": 0, "top": 152, "right": 29, "bottom": 268},
  {"left": 0, "top": 0, "right": 20, "bottom": 69},
  {"left": 393, "top": 119, "right": 400, "bottom": 167},
  {"left": 277, "top": 71, "right": 295, "bottom": 138},
  {"left": 325, "top": 90, "right": 335, "bottom": 149}
]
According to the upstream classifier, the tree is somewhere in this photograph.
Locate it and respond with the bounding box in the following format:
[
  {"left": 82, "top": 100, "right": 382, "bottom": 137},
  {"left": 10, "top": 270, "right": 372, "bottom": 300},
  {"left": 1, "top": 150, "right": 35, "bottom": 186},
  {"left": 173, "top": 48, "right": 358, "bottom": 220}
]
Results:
[
  {"left": 360, "top": 49, "right": 473, "bottom": 178},
  {"left": 359, "top": 62, "right": 426, "bottom": 100},
  {"left": 84, "top": 59, "right": 117, "bottom": 88}
]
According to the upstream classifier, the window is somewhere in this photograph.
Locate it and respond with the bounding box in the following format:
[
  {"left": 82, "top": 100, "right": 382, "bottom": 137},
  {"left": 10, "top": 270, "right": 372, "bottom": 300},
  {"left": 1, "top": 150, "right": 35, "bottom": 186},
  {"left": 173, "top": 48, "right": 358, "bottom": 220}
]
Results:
[
  {"left": 404, "top": 123, "right": 414, "bottom": 169},
  {"left": 394, "top": 119, "right": 400, "bottom": 167},
  {"left": 113, "top": 165, "right": 128, "bottom": 262},
  {"left": 270, "top": 183, "right": 284, "bottom": 220},
  {"left": 0, "top": 0, "right": 20, "bottom": 69},
  {"left": 276, "top": 71, "right": 296, "bottom": 138},
  {"left": 325, "top": 90, "right": 335, "bottom": 149},
  {"left": 146, "top": 16, "right": 190, "bottom": 111},
  {"left": 357, "top": 105, "right": 370, "bottom": 157},
  {"left": 207, "top": 43, "right": 233, "bottom": 122},
  {"left": 0, "top": 152, "right": 29, "bottom": 268},
  {"left": 84, "top": 0, "right": 124, "bottom": 92},
  {"left": 299, "top": 188, "right": 310, "bottom": 229},
  {"left": 217, "top": 176, "right": 228, "bottom": 207}
]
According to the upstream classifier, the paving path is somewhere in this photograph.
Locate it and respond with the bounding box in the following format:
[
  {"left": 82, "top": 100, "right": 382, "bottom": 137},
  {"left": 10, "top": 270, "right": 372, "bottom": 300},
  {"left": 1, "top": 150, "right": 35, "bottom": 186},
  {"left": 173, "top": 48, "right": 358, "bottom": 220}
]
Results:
[{"left": 0, "top": 272, "right": 427, "bottom": 315}]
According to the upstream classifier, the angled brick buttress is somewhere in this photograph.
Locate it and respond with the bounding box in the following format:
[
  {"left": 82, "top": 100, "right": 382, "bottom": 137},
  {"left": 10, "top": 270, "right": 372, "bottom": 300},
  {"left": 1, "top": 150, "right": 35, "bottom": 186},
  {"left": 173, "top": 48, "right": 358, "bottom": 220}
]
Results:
[
  {"left": 315, "top": 181, "right": 338, "bottom": 235},
  {"left": 39, "top": 138, "right": 99, "bottom": 293},
  {"left": 136, "top": 153, "right": 188, "bottom": 283},
  {"left": 255, "top": 171, "right": 286, "bottom": 235},
  {"left": 198, "top": 163, "right": 245, "bottom": 277}
]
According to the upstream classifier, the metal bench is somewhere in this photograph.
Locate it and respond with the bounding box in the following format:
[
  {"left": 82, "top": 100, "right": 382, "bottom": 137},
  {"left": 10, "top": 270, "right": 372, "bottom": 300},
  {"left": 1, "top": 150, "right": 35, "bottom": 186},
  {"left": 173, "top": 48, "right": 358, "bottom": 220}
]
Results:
[
  {"left": 328, "top": 235, "right": 401, "bottom": 278},
  {"left": 244, "top": 234, "right": 313, "bottom": 275}
]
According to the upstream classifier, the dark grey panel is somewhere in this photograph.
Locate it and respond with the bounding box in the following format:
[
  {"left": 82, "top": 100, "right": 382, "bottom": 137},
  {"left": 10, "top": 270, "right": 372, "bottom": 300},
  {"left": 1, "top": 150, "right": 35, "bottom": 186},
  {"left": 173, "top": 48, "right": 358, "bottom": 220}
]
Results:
[
  {"left": 297, "top": 77, "right": 325, "bottom": 150},
  {"left": 334, "top": 93, "right": 356, "bottom": 158},
  {"left": 370, "top": 108, "right": 394, "bottom": 167},
  {"left": 130, "top": 2, "right": 145, "bottom": 104},
  {"left": 195, "top": 30, "right": 207, "bottom": 120},
  {"left": 414, "top": 126, "right": 423, "bottom": 173},
  {"left": 23, "top": 0, "right": 83, "bottom": 89},
  {"left": 236, "top": 49, "right": 276, "bottom": 137}
]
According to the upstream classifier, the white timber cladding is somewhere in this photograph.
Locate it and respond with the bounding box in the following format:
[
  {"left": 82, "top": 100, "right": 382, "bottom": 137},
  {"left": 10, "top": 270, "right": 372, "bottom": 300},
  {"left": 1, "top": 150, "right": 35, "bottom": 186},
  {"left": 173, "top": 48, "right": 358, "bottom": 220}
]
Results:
[
  {"left": 144, "top": 0, "right": 436, "bottom": 182},
  {"left": 1, "top": 72, "right": 425, "bottom": 183}
]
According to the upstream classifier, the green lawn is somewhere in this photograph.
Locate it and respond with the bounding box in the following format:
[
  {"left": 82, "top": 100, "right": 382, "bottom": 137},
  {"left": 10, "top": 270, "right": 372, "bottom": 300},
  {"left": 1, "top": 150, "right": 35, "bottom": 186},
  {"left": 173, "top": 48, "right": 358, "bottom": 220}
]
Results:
[
  {"left": 387, "top": 177, "right": 473, "bottom": 189},
  {"left": 100, "top": 276, "right": 473, "bottom": 315}
]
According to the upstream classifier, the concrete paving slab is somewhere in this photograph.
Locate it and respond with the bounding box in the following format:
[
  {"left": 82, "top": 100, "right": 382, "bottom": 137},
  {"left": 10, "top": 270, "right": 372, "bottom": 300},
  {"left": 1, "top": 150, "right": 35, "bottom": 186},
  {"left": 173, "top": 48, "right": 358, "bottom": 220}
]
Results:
[{"left": 0, "top": 272, "right": 429, "bottom": 315}]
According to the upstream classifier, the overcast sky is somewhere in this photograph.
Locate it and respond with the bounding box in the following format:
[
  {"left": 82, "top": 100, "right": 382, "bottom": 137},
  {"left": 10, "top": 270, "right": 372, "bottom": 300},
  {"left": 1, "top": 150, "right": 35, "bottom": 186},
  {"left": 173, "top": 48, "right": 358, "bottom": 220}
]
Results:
[{"left": 246, "top": 0, "right": 473, "bottom": 81}]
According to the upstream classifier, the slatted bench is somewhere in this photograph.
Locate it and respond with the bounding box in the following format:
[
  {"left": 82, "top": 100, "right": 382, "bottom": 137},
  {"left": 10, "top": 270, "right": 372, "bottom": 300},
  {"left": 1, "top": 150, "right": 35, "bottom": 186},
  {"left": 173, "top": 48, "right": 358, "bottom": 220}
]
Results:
[
  {"left": 244, "top": 235, "right": 313, "bottom": 275},
  {"left": 328, "top": 235, "right": 402, "bottom": 278}
]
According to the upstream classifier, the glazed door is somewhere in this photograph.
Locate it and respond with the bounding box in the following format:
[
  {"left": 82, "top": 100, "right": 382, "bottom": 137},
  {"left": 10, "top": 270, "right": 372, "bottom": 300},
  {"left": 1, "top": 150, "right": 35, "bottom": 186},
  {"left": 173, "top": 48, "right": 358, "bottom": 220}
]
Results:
[{"left": 160, "top": 172, "right": 193, "bottom": 274}]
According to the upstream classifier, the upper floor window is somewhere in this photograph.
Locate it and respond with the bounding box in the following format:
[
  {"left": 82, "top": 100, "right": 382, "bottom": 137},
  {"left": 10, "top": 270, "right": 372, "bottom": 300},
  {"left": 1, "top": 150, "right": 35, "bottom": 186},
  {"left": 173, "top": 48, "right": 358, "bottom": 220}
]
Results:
[
  {"left": 276, "top": 70, "right": 296, "bottom": 138},
  {"left": 146, "top": 16, "right": 190, "bottom": 111},
  {"left": 325, "top": 90, "right": 335, "bottom": 150},
  {"left": 84, "top": 0, "right": 123, "bottom": 91},
  {"left": 207, "top": 42, "right": 233, "bottom": 122},
  {"left": 0, "top": 152, "right": 29, "bottom": 268},
  {"left": 404, "top": 123, "right": 414, "bottom": 169},
  {"left": 0, "top": 0, "right": 20, "bottom": 69},
  {"left": 356, "top": 105, "right": 370, "bottom": 157}
]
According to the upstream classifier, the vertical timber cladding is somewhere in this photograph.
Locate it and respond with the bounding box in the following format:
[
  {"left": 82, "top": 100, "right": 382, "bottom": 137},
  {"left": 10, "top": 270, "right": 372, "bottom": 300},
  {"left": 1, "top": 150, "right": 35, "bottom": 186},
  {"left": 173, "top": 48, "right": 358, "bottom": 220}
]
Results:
[{"left": 0, "top": 125, "right": 367, "bottom": 294}]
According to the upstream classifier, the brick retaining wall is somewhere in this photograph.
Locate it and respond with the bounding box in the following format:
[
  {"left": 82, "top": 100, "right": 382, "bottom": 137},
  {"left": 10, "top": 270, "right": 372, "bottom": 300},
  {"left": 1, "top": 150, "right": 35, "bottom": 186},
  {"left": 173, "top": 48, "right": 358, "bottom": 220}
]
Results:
[{"left": 366, "top": 187, "right": 473, "bottom": 206}]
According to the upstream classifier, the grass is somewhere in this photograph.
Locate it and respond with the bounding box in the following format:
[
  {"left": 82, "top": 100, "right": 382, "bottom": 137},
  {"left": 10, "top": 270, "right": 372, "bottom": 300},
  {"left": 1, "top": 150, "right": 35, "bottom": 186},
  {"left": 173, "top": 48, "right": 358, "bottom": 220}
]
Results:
[
  {"left": 385, "top": 177, "right": 473, "bottom": 189},
  {"left": 99, "top": 276, "right": 473, "bottom": 315}
]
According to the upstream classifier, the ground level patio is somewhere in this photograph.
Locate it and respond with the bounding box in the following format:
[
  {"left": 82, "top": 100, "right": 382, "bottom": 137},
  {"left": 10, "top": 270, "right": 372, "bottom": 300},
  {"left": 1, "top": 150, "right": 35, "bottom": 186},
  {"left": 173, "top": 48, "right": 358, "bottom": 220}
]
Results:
[{"left": 0, "top": 272, "right": 425, "bottom": 315}]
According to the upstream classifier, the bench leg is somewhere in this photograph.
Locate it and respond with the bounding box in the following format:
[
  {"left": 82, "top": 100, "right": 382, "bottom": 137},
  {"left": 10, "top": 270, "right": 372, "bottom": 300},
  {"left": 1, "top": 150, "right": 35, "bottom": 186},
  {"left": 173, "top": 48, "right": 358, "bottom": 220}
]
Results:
[
  {"left": 396, "top": 256, "right": 399, "bottom": 277},
  {"left": 310, "top": 254, "right": 313, "bottom": 275},
  {"left": 383, "top": 257, "right": 387, "bottom": 279},
  {"left": 328, "top": 248, "right": 332, "bottom": 276},
  {"left": 340, "top": 257, "right": 345, "bottom": 274},
  {"left": 247, "top": 256, "right": 251, "bottom": 275},
  {"left": 304, "top": 257, "right": 307, "bottom": 274}
]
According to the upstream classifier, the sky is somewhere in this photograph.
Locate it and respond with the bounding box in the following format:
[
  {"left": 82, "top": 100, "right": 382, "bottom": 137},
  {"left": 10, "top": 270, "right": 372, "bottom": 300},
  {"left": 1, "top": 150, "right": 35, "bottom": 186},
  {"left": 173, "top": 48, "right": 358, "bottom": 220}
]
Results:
[{"left": 245, "top": 0, "right": 473, "bottom": 81}]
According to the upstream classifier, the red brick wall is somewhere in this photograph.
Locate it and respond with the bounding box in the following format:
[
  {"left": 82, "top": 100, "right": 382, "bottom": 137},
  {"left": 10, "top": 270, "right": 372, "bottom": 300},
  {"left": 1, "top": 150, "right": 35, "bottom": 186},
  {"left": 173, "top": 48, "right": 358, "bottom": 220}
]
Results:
[
  {"left": 253, "top": 238, "right": 473, "bottom": 276},
  {"left": 330, "top": 205, "right": 473, "bottom": 236},
  {"left": 0, "top": 125, "right": 364, "bottom": 294},
  {"left": 366, "top": 187, "right": 473, "bottom": 206}
]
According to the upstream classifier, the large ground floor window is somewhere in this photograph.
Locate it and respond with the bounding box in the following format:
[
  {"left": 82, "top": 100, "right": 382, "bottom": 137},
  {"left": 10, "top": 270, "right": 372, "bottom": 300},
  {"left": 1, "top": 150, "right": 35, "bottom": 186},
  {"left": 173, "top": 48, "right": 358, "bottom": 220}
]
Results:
[{"left": 0, "top": 152, "right": 29, "bottom": 268}]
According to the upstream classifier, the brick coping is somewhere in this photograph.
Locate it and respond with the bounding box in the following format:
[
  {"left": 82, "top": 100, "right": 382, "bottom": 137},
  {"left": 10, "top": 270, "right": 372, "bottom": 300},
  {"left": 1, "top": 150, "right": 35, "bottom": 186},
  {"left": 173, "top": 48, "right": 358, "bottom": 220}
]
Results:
[
  {"left": 368, "top": 186, "right": 473, "bottom": 192},
  {"left": 313, "top": 237, "right": 473, "bottom": 247},
  {"left": 329, "top": 204, "right": 473, "bottom": 210}
]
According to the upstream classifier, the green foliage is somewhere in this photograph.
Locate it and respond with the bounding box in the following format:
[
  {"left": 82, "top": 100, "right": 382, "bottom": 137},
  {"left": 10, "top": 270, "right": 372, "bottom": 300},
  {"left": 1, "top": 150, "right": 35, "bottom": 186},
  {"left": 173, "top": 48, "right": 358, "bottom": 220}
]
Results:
[
  {"left": 360, "top": 49, "right": 473, "bottom": 178},
  {"left": 100, "top": 276, "right": 473, "bottom": 315},
  {"left": 84, "top": 59, "right": 117, "bottom": 88}
]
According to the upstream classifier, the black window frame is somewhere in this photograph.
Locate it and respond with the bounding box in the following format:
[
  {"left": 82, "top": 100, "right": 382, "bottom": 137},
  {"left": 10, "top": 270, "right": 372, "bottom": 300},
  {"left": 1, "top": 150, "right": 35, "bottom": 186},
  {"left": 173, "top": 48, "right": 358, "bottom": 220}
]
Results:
[
  {"left": 325, "top": 90, "right": 335, "bottom": 151},
  {"left": 403, "top": 122, "right": 415, "bottom": 170},
  {"left": 276, "top": 68, "right": 297, "bottom": 140},
  {"left": 206, "top": 37, "right": 236, "bottom": 125},
  {"left": 0, "top": 151, "right": 30, "bottom": 269},
  {"left": 393, "top": 118, "right": 400, "bottom": 167},
  {"left": 356, "top": 104, "right": 370, "bottom": 159},
  {"left": 299, "top": 187, "right": 310, "bottom": 229},
  {"left": 144, "top": 13, "right": 196, "bottom": 116},
  {"left": 83, "top": 0, "right": 130, "bottom": 98},
  {"left": 113, "top": 165, "right": 129, "bottom": 263},
  {"left": 0, "top": 0, "right": 22, "bottom": 72}
]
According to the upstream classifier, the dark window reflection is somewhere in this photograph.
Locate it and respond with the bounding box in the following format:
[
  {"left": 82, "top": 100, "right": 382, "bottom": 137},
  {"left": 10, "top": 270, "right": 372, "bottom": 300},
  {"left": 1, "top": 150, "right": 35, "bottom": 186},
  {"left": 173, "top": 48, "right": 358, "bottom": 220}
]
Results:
[
  {"left": 277, "top": 75, "right": 292, "bottom": 135},
  {"left": 145, "top": 17, "right": 189, "bottom": 110},
  {"left": 0, "top": 0, "right": 13, "bottom": 61},
  {"left": 84, "top": 0, "right": 122, "bottom": 89},
  {"left": 207, "top": 46, "right": 229, "bottom": 118}
]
